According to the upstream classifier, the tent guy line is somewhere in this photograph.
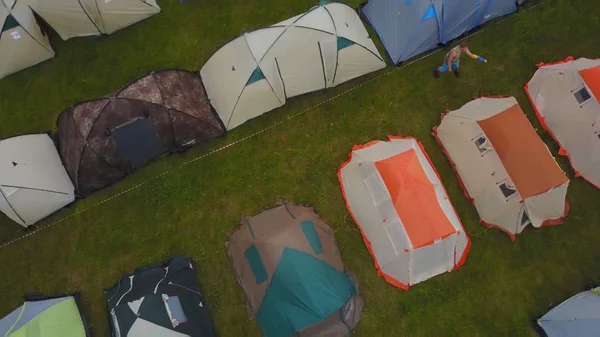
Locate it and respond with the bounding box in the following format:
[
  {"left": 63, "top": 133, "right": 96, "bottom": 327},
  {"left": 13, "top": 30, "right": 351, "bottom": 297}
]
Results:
[{"left": 0, "top": 0, "right": 550, "bottom": 251}]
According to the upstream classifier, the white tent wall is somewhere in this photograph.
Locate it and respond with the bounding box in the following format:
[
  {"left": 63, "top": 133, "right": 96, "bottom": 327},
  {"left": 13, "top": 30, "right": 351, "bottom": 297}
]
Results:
[
  {"left": 523, "top": 181, "right": 569, "bottom": 227},
  {"left": 0, "top": 134, "right": 75, "bottom": 227},
  {"left": 96, "top": 0, "right": 160, "bottom": 35},
  {"left": 0, "top": 0, "right": 55, "bottom": 79},
  {"left": 435, "top": 104, "right": 527, "bottom": 235},
  {"left": 27, "top": 0, "right": 104, "bottom": 40},
  {"left": 338, "top": 138, "right": 468, "bottom": 288},
  {"left": 526, "top": 58, "right": 600, "bottom": 189},
  {"left": 435, "top": 97, "right": 569, "bottom": 236},
  {"left": 409, "top": 233, "right": 457, "bottom": 285},
  {"left": 201, "top": 2, "right": 386, "bottom": 131},
  {"left": 28, "top": 0, "right": 160, "bottom": 40},
  {"left": 338, "top": 157, "right": 413, "bottom": 286}
]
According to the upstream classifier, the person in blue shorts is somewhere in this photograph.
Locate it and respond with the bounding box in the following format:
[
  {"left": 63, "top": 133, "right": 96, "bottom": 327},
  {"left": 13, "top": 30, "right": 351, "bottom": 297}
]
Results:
[{"left": 435, "top": 41, "right": 476, "bottom": 78}]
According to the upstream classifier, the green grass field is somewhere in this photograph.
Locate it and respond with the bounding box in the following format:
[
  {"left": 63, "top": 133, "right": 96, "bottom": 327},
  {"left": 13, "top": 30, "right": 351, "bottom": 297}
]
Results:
[{"left": 1, "top": 0, "right": 600, "bottom": 335}]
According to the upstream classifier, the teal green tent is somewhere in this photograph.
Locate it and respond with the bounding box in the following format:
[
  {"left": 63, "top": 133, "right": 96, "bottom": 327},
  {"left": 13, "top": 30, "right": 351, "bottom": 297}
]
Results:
[
  {"left": 226, "top": 202, "right": 364, "bottom": 337},
  {"left": 0, "top": 295, "right": 89, "bottom": 337}
]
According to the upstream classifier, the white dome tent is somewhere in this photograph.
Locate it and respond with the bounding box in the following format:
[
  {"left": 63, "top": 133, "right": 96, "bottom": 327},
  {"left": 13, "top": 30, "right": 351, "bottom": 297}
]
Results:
[
  {"left": 0, "top": 0, "right": 55, "bottom": 80},
  {"left": 28, "top": 0, "right": 161, "bottom": 41},
  {"left": 200, "top": 1, "right": 386, "bottom": 130},
  {"left": 0, "top": 134, "right": 75, "bottom": 227}
]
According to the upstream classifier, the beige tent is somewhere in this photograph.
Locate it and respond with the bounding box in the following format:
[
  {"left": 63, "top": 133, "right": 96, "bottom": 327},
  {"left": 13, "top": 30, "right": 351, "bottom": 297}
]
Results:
[
  {"left": 433, "top": 96, "right": 570, "bottom": 241},
  {"left": 0, "top": 0, "right": 54, "bottom": 80},
  {"left": 226, "top": 202, "right": 363, "bottom": 336},
  {"left": 28, "top": 0, "right": 161, "bottom": 40},
  {"left": 200, "top": 2, "right": 385, "bottom": 130},
  {"left": 338, "top": 136, "right": 470, "bottom": 290},
  {"left": 0, "top": 134, "right": 75, "bottom": 227},
  {"left": 526, "top": 56, "right": 600, "bottom": 190}
]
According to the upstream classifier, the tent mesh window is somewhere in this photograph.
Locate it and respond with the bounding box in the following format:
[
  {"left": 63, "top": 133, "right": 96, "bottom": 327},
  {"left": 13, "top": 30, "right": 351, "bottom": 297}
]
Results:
[
  {"left": 473, "top": 134, "right": 492, "bottom": 155},
  {"left": 574, "top": 87, "right": 591, "bottom": 104},
  {"left": 56, "top": 70, "right": 226, "bottom": 196},
  {"left": 519, "top": 208, "right": 531, "bottom": 228},
  {"left": 110, "top": 117, "right": 166, "bottom": 168},
  {"left": 498, "top": 181, "right": 517, "bottom": 199}
]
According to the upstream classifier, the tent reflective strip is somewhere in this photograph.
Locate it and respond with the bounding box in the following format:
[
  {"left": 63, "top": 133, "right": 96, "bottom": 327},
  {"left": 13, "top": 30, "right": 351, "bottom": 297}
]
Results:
[{"left": 2, "top": 303, "right": 26, "bottom": 335}]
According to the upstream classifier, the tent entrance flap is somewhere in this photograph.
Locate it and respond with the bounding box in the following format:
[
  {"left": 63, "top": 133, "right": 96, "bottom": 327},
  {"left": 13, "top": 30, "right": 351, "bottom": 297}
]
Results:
[{"left": 111, "top": 118, "right": 165, "bottom": 168}]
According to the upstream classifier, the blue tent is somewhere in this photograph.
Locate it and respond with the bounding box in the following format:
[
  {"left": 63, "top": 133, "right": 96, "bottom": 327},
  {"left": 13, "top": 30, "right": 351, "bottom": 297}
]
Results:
[
  {"left": 361, "top": 0, "right": 518, "bottom": 64},
  {"left": 538, "top": 287, "right": 600, "bottom": 337}
]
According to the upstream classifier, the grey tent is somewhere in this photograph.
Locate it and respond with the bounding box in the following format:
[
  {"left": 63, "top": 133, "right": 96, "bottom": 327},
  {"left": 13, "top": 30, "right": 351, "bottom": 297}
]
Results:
[
  {"left": 0, "top": 0, "right": 55, "bottom": 80},
  {"left": 538, "top": 287, "right": 600, "bottom": 336},
  {"left": 56, "top": 70, "right": 226, "bottom": 196},
  {"left": 0, "top": 133, "right": 75, "bottom": 228},
  {"left": 0, "top": 295, "right": 89, "bottom": 337},
  {"left": 360, "top": 0, "right": 517, "bottom": 64},
  {"left": 105, "top": 256, "right": 215, "bottom": 337}
]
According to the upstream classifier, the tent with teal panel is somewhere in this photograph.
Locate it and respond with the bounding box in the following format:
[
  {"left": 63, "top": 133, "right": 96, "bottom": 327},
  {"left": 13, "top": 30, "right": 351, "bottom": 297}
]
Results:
[
  {"left": 226, "top": 202, "right": 364, "bottom": 336},
  {"left": 360, "top": 0, "right": 518, "bottom": 64},
  {"left": 200, "top": 1, "right": 385, "bottom": 130},
  {"left": 0, "top": 295, "right": 89, "bottom": 337}
]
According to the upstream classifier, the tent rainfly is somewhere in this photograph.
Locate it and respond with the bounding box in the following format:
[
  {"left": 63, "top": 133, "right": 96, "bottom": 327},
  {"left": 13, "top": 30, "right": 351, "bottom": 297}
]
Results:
[
  {"left": 29, "top": 0, "right": 161, "bottom": 40},
  {"left": 0, "top": 134, "right": 75, "bottom": 228},
  {"left": 526, "top": 56, "right": 600, "bottom": 190},
  {"left": 538, "top": 286, "right": 600, "bottom": 336},
  {"left": 0, "top": 0, "right": 55, "bottom": 80},
  {"left": 200, "top": 1, "right": 386, "bottom": 130},
  {"left": 360, "top": 0, "right": 518, "bottom": 64},
  {"left": 56, "top": 70, "right": 225, "bottom": 197},
  {"left": 226, "top": 202, "right": 363, "bottom": 337},
  {"left": 338, "top": 136, "right": 470, "bottom": 290},
  {"left": 0, "top": 295, "right": 89, "bottom": 337},
  {"left": 433, "top": 96, "right": 570, "bottom": 240},
  {"left": 105, "top": 256, "right": 215, "bottom": 337}
]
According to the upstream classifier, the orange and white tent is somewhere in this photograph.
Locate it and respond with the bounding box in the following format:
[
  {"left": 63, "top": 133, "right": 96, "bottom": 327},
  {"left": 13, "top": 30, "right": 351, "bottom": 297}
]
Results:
[
  {"left": 526, "top": 56, "right": 600, "bottom": 189},
  {"left": 338, "top": 136, "right": 470, "bottom": 290},
  {"left": 433, "top": 96, "right": 570, "bottom": 241}
]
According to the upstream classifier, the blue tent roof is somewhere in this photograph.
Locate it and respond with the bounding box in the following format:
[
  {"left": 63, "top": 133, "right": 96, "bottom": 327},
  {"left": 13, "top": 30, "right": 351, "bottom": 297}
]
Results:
[
  {"left": 539, "top": 287, "right": 600, "bottom": 337},
  {"left": 256, "top": 247, "right": 356, "bottom": 337},
  {"left": 361, "top": 0, "right": 517, "bottom": 64}
]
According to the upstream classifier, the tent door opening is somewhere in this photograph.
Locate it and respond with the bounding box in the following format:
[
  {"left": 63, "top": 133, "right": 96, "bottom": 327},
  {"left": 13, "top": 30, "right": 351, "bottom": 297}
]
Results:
[
  {"left": 110, "top": 117, "right": 165, "bottom": 168},
  {"left": 273, "top": 41, "right": 328, "bottom": 99}
]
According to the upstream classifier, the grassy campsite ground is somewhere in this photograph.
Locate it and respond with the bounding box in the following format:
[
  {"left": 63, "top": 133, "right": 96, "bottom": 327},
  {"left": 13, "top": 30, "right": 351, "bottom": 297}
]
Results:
[{"left": 1, "top": 0, "right": 600, "bottom": 335}]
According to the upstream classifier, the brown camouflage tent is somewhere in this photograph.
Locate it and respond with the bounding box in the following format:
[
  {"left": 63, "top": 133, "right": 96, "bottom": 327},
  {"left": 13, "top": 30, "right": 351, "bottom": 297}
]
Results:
[
  {"left": 226, "top": 202, "right": 363, "bottom": 337},
  {"left": 56, "top": 69, "right": 225, "bottom": 196}
]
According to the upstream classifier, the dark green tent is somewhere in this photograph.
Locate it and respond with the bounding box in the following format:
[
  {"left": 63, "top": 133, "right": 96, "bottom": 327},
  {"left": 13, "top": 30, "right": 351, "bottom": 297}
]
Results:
[{"left": 105, "top": 256, "right": 215, "bottom": 337}]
